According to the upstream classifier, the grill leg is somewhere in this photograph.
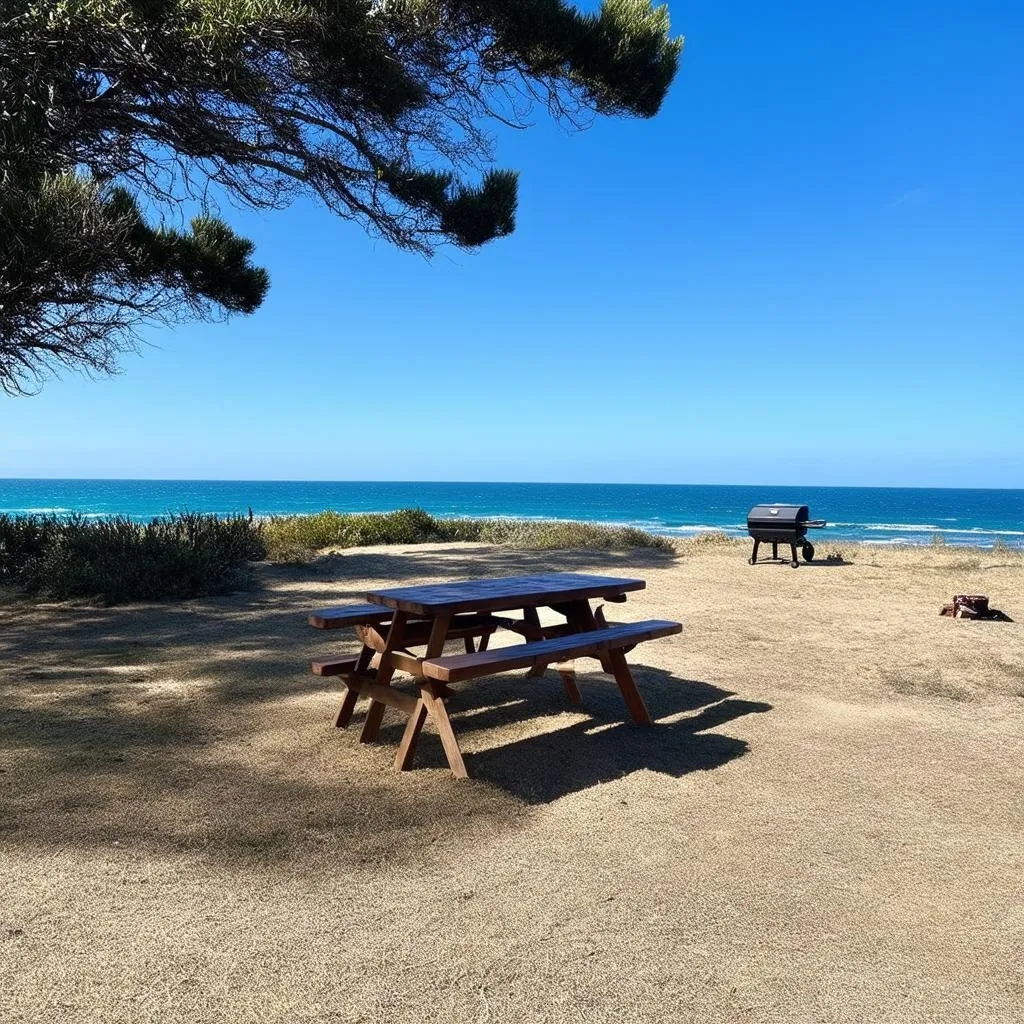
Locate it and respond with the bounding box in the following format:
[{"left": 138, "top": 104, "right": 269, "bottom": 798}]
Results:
[
  {"left": 789, "top": 543, "right": 799, "bottom": 568},
  {"left": 771, "top": 542, "right": 778, "bottom": 560},
  {"left": 749, "top": 539, "right": 760, "bottom": 565}
]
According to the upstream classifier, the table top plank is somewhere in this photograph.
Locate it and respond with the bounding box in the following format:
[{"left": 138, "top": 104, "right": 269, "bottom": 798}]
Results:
[{"left": 365, "top": 572, "right": 645, "bottom": 616}]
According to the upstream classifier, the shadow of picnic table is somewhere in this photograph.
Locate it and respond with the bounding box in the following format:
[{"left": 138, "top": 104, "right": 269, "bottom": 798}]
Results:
[
  {"left": 1, "top": 545, "right": 767, "bottom": 858},
  {"left": 467, "top": 698, "right": 770, "bottom": 804},
  {"left": 375, "top": 665, "right": 772, "bottom": 803}
]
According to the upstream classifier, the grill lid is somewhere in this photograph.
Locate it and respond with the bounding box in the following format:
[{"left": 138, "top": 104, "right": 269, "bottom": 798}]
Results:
[{"left": 747, "top": 504, "right": 809, "bottom": 527}]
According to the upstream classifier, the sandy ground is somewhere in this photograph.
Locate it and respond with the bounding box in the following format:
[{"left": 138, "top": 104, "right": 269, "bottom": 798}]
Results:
[{"left": 1, "top": 538, "right": 1022, "bottom": 1024}]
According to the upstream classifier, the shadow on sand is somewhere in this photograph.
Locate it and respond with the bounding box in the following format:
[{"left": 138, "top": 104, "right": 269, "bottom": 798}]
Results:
[
  {"left": 1, "top": 546, "right": 769, "bottom": 859},
  {"left": 373, "top": 664, "right": 773, "bottom": 804},
  {"left": 747, "top": 557, "right": 852, "bottom": 569}
]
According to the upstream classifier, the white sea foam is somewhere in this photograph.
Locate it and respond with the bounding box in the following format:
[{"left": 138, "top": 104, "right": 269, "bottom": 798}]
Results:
[
  {"left": 864, "top": 523, "right": 942, "bottom": 531},
  {"left": 654, "top": 524, "right": 736, "bottom": 535},
  {"left": 833, "top": 522, "right": 1023, "bottom": 536},
  {"left": 6, "top": 506, "right": 73, "bottom": 514},
  {"left": 861, "top": 536, "right": 1018, "bottom": 548}
]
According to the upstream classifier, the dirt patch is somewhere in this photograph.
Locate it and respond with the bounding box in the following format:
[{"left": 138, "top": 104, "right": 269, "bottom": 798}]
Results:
[{"left": 1, "top": 542, "right": 1021, "bottom": 1023}]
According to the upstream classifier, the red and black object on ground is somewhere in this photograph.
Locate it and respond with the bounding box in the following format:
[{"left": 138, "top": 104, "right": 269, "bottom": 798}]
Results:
[{"left": 940, "top": 595, "right": 1013, "bottom": 621}]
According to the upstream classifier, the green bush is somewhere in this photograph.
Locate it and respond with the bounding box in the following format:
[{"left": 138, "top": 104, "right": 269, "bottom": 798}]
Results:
[
  {"left": 1, "top": 507, "right": 672, "bottom": 601},
  {"left": 0, "top": 514, "right": 62, "bottom": 583},
  {"left": 0, "top": 511, "right": 265, "bottom": 604},
  {"left": 262, "top": 508, "right": 447, "bottom": 554},
  {"left": 262, "top": 509, "right": 673, "bottom": 559}
]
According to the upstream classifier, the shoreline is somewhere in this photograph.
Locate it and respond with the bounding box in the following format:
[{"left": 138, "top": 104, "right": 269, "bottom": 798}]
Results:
[
  {"left": 3, "top": 503, "right": 1022, "bottom": 552},
  {"left": 253, "top": 510, "right": 1024, "bottom": 553}
]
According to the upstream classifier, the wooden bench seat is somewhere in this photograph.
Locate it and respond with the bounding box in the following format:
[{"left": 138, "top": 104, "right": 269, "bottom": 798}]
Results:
[
  {"left": 309, "top": 606, "right": 507, "bottom": 646},
  {"left": 419, "top": 619, "right": 682, "bottom": 684},
  {"left": 311, "top": 656, "right": 361, "bottom": 677},
  {"left": 308, "top": 604, "right": 394, "bottom": 629}
]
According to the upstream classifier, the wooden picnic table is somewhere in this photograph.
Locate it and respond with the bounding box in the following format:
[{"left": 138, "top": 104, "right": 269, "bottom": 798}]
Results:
[{"left": 309, "top": 572, "right": 681, "bottom": 778}]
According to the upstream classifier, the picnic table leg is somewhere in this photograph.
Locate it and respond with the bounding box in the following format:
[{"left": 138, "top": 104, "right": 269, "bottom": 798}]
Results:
[
  {"left": 564, "top": 599, "right": 651, "bottom": 724},
  {"left": 564, "top": 600, "right": 615, "bottom": 673},
  {"left": 607, "top": 648, "right": 653, "bottom": 725},
  {"left": 521, "top": 606, "right": 545, "bottom": 677},
  {"left": 420, "top": 682, "right": 468, "bottom": 779},
  {"left": 394, "top": 698, "right": 428, "bottom": 770},
  {"left": 334, "top": 643, "right": 373, "bottom": 728},
  {"left": 557, "top": 664, "right": 583, "bottom": 705},
  {"left": 360, "top": 610, "right": 409, "bottom": 743},
  {"left": 393, "top": 614, "right": 453, "bottom": 772},
  {"left": 522, "top": 604, "right": 582, "bottom": 705}
]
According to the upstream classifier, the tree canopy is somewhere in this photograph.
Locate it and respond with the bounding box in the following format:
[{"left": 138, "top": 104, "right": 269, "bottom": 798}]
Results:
[{"left": 0, "top": 0, "right": 682, "bottom": 394}]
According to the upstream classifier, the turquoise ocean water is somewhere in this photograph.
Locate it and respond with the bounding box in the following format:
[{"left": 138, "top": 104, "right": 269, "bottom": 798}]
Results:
[{"left": 1, "top": 480, "right": 1022, "bottom": 549}]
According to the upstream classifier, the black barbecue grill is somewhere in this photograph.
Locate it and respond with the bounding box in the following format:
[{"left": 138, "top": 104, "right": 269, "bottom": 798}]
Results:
[{"left": 747, "top": 504, "right": 826, "bottom": 567}]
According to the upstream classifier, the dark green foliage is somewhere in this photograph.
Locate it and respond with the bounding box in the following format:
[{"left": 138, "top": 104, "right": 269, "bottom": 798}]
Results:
[
  {"left": 1, "top": 0, "right": 681, "bottom": 392},
  {"left": 441, "top": 171, "right": 519, "bottom": 247},
  {"left": 0, "top": 511, "right": 266, "bottom": 604},
  {"left": 469, "top": 0, "right": 680, "bottom": 118},
  {"left": 0, "top": 514, "right": 62, "bottom": 584},
  {"left": 0, "top": 175, "right": 268, "bottom": 392}
]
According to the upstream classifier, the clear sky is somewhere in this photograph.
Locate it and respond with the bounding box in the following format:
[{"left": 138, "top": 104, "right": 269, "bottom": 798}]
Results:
[{"left": 2, "top": 0, "right": 1022, "bottom": 487}]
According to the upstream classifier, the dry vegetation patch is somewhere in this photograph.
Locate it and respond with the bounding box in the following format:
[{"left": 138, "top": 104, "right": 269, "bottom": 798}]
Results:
[{"left": 880, "top": 667, "right": 977, "bottom": 702}]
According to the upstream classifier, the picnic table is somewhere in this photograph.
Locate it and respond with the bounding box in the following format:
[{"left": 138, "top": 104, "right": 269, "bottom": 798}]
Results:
[{"left": 309, "top": 572, "right": 681, "bottom": 778}]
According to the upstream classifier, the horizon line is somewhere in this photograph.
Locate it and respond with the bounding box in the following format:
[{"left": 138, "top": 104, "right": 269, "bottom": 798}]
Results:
[{"left": 1, "top": 477, "right": 1022, "bottom": 493}]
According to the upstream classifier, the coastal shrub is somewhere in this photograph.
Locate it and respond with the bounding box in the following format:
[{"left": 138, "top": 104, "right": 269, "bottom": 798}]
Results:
[
  {"left": 0, "top": 514, "right": 63, "bottom": 583},
  {"left": 2, "top": 512, "right": 265, "bottom": 604},
  {"left": 680, "top": 529, "right": 733, "bottom": 548},
  {"left": 261, "top": 509, "right": 673, "bottom": 559},
  {"left": 3, "top": 508, "right": 672, "bottom": 599},
  {"left": 262, "top": 508, "right": 448, "bottom": 554},
  {"left": 667, "top": 530, "right": 738, "bottom": 557},
  {"left": 457, "top": 518, "right": 673, "bottom": 552}
]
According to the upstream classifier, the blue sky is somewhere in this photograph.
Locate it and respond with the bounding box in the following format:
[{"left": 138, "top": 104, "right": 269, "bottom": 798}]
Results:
[{"left": 2, "top": 0, "right": 1022, "bottom": 487}]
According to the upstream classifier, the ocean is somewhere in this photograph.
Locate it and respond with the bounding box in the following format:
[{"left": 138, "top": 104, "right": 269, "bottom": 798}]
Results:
[{"left": 1, "top": 479, "right": 1021, "bottom": 549}]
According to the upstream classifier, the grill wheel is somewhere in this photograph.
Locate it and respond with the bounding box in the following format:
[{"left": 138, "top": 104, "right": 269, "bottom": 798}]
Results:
[{"left": 802, "top": 542, "right": 815, "bottom": 563}]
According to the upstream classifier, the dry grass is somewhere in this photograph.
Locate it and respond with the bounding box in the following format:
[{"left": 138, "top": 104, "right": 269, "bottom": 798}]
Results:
[
  {"left": 1, "top": 541, "right": 1022, "bottom": 1023},
  {"left": 880, "top": 667, "right": 976, "bottom": 702},
  {"left": 261, "top": 509, "right": 673, "bottom": 561},
  {"left": 672, "top": 529, "right": 736, "bottom": 554}
]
